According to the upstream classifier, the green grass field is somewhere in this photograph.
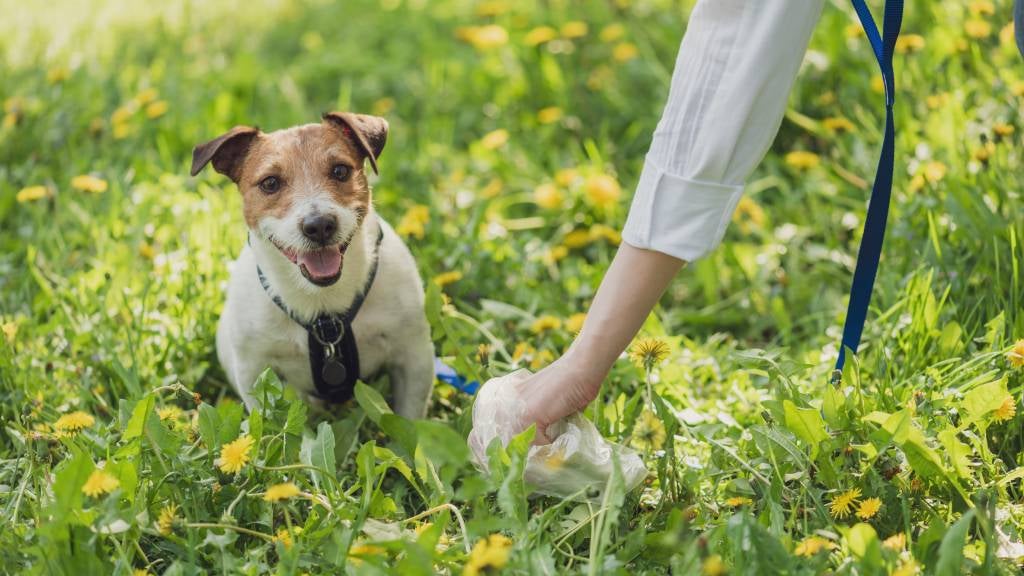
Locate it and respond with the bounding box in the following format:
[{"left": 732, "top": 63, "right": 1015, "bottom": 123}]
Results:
[{"left": 2, "top": 0, "right": 1024, "bottom": 573}]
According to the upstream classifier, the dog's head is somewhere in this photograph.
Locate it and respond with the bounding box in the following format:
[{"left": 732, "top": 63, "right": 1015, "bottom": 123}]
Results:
[{"left": 191, "top": 112, "right": 388, "bottom": 287}]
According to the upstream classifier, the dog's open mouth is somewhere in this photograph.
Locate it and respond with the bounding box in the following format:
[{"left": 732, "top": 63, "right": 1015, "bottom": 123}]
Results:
[{"left": 273, "top": 241, "right": 349, "bottom": 287}]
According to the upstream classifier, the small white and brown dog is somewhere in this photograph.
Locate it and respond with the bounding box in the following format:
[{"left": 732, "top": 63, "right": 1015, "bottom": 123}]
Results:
[{"left": 191, "top": 112, "right": 433, "bottom": 418}]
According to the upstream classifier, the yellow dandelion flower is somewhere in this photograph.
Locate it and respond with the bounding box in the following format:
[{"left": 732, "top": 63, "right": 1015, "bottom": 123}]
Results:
[
  {"left": 823, "top": 116, "right": 855, "bottom": 133},
  {"left": 264, "top": 482, "right": 301, "bottom": 502},
  {"left": 883, "top": 532, "right": 907, "bottom": 551},
  {"left": 599, "top": 23, "right": 625, "bottom": 42},
  {"left": 631, "top": 409, "right": 667, "bottom": 451},
  {"left": 349, "top": 543, "right": 386, "bottom": 565},
  {"left": 542, "top": 245, "right": 569, "bottom": 265},
  {"left": 1009, "top": 340, "right": 1024, "bottom": 368},
  {"left": 1001, "top": 22, "right": 1015, "bottom": 46},
  {"left": 994, "top": 396, "right": 1017, "bottom": 422},
  {"left": 829, "top": 487, "right": 861, "bottom": 519},
  {"left": 561, "top": 21, "right": 588, "bottom": 39},
  {"left": 47, "top": 66, "right": 69, "bottom": 84},
  {"left": 372, "top": 97, "right": 395, "bottom": 117},
  {"left": 82, "top": 469, "right": 120, "bottom": 497},
  {"left": 111, "top": 103, "right": 138, "bottom": 125},
  {"left": 926, "top": 93, "right": 949, "bottom": 109},
  {"left": 871, "top": 75, "right": 886, "bottom": 94},
  {"left": 530, "top": 349, "right": 554, "bottom": 370},
  {"left": 134, "top": 88, "right": 159, "bottom": 106},
  {"left": 475, "top": 0, "right": 507, "bottom": 17},
  {"left": 784, "top": 151, "right": 820, "bottom": 170},
  {"left": 54, "top": 411, "right": 95, "bottom": 433},
  {"left": 433, "top": 270, "right": 463, "bottom": 287},
  {"left": 533, "top": 183, "right": 563, "bottom": 209},
  {"left": 71, "top": 174, "right": 108, "bottom": 194},
  {"left": 565, "top": 312, "right": 586, "bottom": 334},
  {"left": 2, "top": 113, "right": 16, "bottom": 129},
  {"left": 554, "top": 167, "right": 579, "bottom": 187},
  {"left": 480, "top": 128, "right": 509, "bottom": 150},
  {"left": 794, "top": 536, "right": 836, "bottom": 557},
  {"left": 612, "top": 42, "right": 639, "bottom": 62},
  {"left": 584, "top": 173, "right": 621, "bottom": 208},
  {"left": 512, "top": 342, "right": 535, "bottom": 363},
  {"left": 531, "top": 315, "right": 561, "bottom": 334},
  {"left": 975, "top": 143, "right": 994, "bottom": 162},
  {"left": 922, "top": 161, "right": 947, "bottom": 183},
  {"left": 895, "top": 34, "right": 925, "bottom": 53},
  {"left": 562, "top": 229, "right": 593, "bottom": 249},
  {"left": 702, "top": 554, "right": 727, "bottom": 576},
  {"left": 396, "top": 205, "right": 430, "bottom": 239},
  {"left": 523, "top": 26, "right": 558, "bottom": 47},
  {"left": 725, "top": 496, "right": 753, "bottom": 507},
  {"left": 969, "top": 0, "right": 995, "bottom": 16},
  {"left": 2, "top": 321, "right": 18, "bottom": 343},
  {"left": 1011, "top": 81, "right": 1024, "bottom": 97},
  {"left": 157, "top": 406, "right": 183, "bottom": 421},
  {"left": 845, "top": 23, "right": 866, "bottom": 39},
  {"left": 157, "top": 503, "right": 178, "bottom": 536},
  {"left": 112, "top": 122, "right": 134, "bottom": 140},
  {"left": 588, "top": 224, "right": 621, "bottom": 244},
  {"left": 536, "top": 106, "right": 563, "bottom": 124},
  {"left": 218, "top": 435, "right": 254, "bottom": 474},
  {"left": 994, "top": 123, "right": 1015, "bottom": 137},
  {"left": 133, "top": 569, "right": 150, "bottom": 576},
  {"left": 965, "top": 19, "right": 992, "bottom": 39},
  {"left": 733, "top": 196, "right": 766, "bottom": 232},
  {"left": 857, "top": 497, "right": 882, "bottom": 520},
  {"left": 16, "top": 185, "right": 50, "bottom": 203},
  {"left": 476, "top": 343, "right": 491, "bottom": 365},
  {"left": 274, "top": 528, "right": 296, "bottom": 550},
  {"left": 629, "top": 337, "right": 671, "bottom": 370},
  {"left": 456, "top": 25, "right": 509, "bottom": 51},
  {"left": 464, "top": 534, "right": 512, "bottom": 576},
  {"left": 139, "top": 242, "right": 156, "bottom": 260},
  {"left": 145, "top": 101, "right": 169, "bottom": 119}
]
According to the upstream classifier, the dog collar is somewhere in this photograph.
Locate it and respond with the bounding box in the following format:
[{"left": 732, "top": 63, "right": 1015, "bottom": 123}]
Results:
[{"left": 253, "top": 223, "right": 385, "bottom": 404}]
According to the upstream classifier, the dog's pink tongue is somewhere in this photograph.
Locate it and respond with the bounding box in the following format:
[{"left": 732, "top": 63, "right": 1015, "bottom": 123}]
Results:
[{"left": 299, "top": 248, "right": 342, "bottom": 279}]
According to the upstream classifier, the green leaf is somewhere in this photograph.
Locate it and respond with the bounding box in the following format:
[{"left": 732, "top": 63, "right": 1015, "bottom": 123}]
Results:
[
  {"left": 48, "top": 447, "right": 93, "bottom": 523},
  {"left": 380, "top": 413, "right": 419, "bottom": 455},
  {"left": 961, "top": 377, "right": 1010, "bottom": 426},
  {"left": 354, "top": 381, "right": 392, "bottom": 424},
  {"left": 846, "top": 523, "right": 881, "bottom": 566},
  {"left": 782, "top": 400, "right": 828, "bottom": 459},
  {"left": 216, "top": 401, "right": 244, "bottom": 445},
  {"left": 122, "top": 394, "right": 155, "bottom": 441},
  {"left": 303, "top": 421, "right": 337, "bottom": 484},
  {"left": 284, "top": 401, "right": 307, "bottom": 436},
  {"left": 936, "top": 510, "right": 975, "bottom": 576},
  {"left": 937, "top": 428, "right": 973, "bottom": 480},
  {"left": 197, "top": 402, "right": 221, "bottom": 453}
]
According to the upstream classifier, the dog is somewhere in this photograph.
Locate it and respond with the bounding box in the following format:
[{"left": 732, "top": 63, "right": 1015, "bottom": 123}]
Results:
[{"left": 190, "top": 112, "right": 433, "bottom": 419}]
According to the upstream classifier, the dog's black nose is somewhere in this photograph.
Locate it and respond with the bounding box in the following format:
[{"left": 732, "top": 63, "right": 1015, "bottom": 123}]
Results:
[{"left": 300, "top": 214, "right": 338, "bottom": 244}]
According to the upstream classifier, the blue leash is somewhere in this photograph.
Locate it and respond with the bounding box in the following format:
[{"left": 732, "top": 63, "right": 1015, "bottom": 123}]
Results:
[
  {"left": 435, "top": 357, "right": 480, "bottom": 394},
  {"left": 833, "top": 0, "right": 904, "bottom": 382}
]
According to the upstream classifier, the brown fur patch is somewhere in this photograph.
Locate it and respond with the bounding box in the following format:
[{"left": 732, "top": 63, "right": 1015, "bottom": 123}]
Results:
[{"left": 234, "top": 124, "right": 372, "bottom": 229}]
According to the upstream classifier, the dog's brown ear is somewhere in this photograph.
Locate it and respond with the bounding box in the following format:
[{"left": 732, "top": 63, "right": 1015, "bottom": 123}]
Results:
[
  {"left": 190, "top": 126, "right": 260, "bottom": 181},
  {"left": 322, "top": 112, "right": 388, "bottom": 175}
]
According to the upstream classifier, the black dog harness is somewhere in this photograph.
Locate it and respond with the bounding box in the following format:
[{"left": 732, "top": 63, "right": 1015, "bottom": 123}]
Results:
[{"left": 255, "top": 225, "right": 384, "bottom": 403}]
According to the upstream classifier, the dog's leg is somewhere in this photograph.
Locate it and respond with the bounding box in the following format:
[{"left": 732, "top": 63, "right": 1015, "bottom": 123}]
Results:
[{"left": 388, "top": 322, "right": 434, "bottom": 419}]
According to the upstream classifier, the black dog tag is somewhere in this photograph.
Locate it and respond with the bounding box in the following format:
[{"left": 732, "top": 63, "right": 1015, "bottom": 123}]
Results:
[{"left": 322, "top": 356, "right": 347, "bottom": 387}]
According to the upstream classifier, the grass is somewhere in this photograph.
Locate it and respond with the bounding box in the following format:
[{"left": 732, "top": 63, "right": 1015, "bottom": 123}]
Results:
[{"left": 1, "top": 0, "right": 1024, "bottom": 573}]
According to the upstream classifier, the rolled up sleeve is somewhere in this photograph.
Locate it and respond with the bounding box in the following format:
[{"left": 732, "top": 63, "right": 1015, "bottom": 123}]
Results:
[{"left": 623, "top": 0, "right": 825, "bottom": 262}]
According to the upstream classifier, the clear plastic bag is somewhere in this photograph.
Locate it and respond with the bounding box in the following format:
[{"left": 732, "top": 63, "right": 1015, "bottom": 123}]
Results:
[{"left": 467, "top": 369, "right": 648, "bottom": 501}]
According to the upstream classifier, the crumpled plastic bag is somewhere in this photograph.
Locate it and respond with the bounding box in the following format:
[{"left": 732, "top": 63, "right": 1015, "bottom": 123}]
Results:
[{"left": 467, "top": 369, "right": 648, "bottom": 501}]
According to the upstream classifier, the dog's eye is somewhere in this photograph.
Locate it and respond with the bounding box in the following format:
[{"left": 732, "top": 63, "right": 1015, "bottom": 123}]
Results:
[
  {"left": 258, "top": 176, "right": 281, "bottom": 194},
  {"left": 331, "top": 164, "right": 351, "bottom": 182}
]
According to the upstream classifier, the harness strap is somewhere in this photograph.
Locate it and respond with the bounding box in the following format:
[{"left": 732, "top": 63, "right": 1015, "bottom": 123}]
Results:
[
  {"left": 256, "top": 222, "right": 385, "bottom": 402},
  {"left": 834, "top": 0, "right": 904, "bottom": 381}
]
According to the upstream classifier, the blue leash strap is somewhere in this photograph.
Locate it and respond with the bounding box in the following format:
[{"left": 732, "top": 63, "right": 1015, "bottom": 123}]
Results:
[
  {"left": 834, "top": 0, "right": 904, "bottom": 380},
  {"left": 434, "top": 357, "right": 480, "bottom": 394}
]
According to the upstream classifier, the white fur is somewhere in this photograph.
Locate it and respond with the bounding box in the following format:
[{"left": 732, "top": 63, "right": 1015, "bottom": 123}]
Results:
[{"left": 217, "top": 210, "right": 434, "bottom": 418}]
